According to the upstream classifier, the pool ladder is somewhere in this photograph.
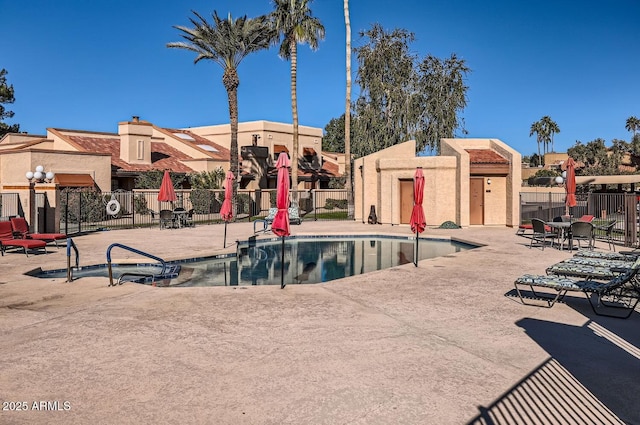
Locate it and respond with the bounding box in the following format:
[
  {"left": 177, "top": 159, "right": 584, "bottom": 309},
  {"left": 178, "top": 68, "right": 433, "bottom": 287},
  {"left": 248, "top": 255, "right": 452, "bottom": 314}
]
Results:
[
  {"left": 66, "top": 238, "right": 79, "bottom": 282},
  {"left": 106, "top": 243, "right": 180, "bottom": 287}
]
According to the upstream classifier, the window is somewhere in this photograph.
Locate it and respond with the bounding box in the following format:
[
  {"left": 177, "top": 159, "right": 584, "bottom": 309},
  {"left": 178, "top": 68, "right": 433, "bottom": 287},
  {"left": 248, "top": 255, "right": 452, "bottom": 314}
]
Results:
[{"left": 137, "top": 140, "right": 144, "bottom": 160}]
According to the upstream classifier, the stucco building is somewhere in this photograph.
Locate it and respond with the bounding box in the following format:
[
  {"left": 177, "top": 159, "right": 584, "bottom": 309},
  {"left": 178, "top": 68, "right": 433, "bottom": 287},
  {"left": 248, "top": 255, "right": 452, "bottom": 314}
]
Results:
[{"left": 354, "top": 138, "right": 521, "bottom": 227}]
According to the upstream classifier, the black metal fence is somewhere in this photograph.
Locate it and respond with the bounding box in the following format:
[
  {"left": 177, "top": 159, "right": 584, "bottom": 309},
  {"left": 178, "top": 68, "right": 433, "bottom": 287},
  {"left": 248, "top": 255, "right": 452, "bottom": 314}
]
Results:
[
  {"left": 520, "top": 192, "right": 638, "bottom": 247},
  {"left": 58, "top": 188, "right": 350, "bottom": 235}
]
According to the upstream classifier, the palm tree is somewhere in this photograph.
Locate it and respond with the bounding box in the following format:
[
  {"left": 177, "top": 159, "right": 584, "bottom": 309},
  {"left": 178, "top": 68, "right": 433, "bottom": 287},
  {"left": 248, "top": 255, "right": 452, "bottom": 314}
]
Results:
[
  {"left": 168, "top": 11, "right": 274, "bottom": 215},
  {"left": 529, "top": 120, "right": 545, "bottom": 166},
  {"left": 541, "top": 115, "right": 560, "bottom": 153},
  {"left": 344, "top": 0, "right": 353, "bottom": 218},
  {"left": 626, "top": 116, "right": 640, "bottom": 138},
  {"left": 270, "top": 0, "right": 325, "bottom": 201}
]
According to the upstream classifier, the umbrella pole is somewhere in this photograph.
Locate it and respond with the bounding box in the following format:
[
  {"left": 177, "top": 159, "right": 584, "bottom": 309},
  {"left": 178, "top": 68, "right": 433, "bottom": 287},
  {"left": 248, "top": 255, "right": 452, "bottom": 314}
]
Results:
[
  {"left": 415, "top": 230, "right": 419, "bottom": 267},
  {"left": 223, "top": 222, "right": 228, "bottom": 248},
  {"left": 280, "top": 236, "right": 286, "bottom": 289}
]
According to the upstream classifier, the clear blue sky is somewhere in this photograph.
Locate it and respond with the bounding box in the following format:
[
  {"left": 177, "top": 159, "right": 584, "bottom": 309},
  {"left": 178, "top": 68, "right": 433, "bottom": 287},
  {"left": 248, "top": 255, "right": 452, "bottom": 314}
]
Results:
[{"left": 2, "top": 0, "right": 639, "bottom": 156}]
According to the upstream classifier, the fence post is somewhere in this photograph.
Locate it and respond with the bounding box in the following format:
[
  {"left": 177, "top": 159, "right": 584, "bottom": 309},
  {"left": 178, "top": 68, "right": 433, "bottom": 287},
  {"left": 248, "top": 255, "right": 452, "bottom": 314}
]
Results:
[{"left": 313, "top": 189, "right": 317, "bottom": 221}]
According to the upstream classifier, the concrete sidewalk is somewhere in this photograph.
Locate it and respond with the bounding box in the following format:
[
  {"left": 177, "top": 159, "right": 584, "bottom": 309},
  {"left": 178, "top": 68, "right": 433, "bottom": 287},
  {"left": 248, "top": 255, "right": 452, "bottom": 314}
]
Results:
[{"left": 1, "top": 221, "right": 638, "bottom": 424}]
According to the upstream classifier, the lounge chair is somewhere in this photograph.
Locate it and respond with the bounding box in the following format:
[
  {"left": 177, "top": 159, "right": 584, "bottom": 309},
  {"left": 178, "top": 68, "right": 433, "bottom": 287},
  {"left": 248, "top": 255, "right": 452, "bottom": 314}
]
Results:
[
  {"left": 10, "top": 217, "right": 67, "bottom": 248},
  {"left": 253, "top": 206, "right": 302, "bottom": 234},
  {"left": 574, "top": 249, "right": 638, "bottom": 261},
  {"left": 514, "top": 256, "right": 640, "bottom": 318},
  {"left": 578, "top": 214, "right": 595, "bottom": 222},
  {"left": 0, "top": 221, "right": 47, "bottom": 257}
]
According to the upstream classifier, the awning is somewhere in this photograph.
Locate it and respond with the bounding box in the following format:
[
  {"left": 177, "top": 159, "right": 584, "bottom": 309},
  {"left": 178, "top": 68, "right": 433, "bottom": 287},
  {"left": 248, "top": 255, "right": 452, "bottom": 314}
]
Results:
[
  {"left": 274, "top": 144, "right": 289, "bottom": 154},
  {"left": 54, "top": 173, "right": 96, "bottom": 187},
  {"left": 303, "top": 147, "right": 317, "bottom": 156}
]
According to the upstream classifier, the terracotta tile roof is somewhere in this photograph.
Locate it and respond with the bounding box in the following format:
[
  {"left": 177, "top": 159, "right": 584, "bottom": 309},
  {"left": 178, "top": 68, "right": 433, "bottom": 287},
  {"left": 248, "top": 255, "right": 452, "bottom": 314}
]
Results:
[
  {"left": 66, "top": 135, "right": 194, "bottom": 173},
  {"left": 466, "top": 149, "right": 509, "bottom": 164},
  {"left": 161, "top": 128, "right": 231, "bottom": 161}
]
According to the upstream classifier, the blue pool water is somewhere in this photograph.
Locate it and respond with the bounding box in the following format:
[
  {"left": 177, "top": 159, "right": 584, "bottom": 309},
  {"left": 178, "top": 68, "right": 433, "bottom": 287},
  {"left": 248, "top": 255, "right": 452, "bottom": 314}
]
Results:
[{"left": 33, "top": 235, "right": 477, "bottom": 286}]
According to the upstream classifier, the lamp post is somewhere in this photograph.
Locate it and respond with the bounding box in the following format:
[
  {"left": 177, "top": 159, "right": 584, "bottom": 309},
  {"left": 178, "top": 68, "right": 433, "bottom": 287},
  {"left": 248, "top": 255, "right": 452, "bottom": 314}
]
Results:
[
  {"left": 555, "top": 170, "right": 568, "bottom": 216},
  {"left": 25, "top": 165, "right": 55, "bottom": 233}
]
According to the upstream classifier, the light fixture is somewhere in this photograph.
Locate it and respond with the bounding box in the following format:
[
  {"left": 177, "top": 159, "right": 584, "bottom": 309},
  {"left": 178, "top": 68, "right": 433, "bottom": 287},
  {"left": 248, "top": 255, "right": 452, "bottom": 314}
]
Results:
[
  {"left": 561, "top": 170, "right": 567, "bottom": 179},
  {"left": 555, "top": 176, "right": 564, "bottom": 184},
  {"left": 486, "top": 178, "right": 491, "bottom": 185},
  {"left": 26, "top": 165, "right": 55, "bottom": 183}
]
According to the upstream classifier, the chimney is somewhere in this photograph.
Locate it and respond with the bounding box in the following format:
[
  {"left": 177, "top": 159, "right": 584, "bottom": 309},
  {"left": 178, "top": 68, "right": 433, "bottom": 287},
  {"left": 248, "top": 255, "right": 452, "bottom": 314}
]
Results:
[{"left": 118, "top": 118, "right": 152, "bottom": 164}]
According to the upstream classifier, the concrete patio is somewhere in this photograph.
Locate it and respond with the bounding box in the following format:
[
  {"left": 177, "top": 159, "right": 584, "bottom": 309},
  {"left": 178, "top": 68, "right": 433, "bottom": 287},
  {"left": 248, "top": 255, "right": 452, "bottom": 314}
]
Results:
[{"left": 1, "top": 221, "right": 638, "bottom": 424}]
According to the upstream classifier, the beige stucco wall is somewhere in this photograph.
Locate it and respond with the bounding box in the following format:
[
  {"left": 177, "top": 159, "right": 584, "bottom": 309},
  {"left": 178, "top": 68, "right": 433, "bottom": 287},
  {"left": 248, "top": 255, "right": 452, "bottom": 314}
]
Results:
[
  {"left": 354, "top": 141, "right": 417, "bottom": 223},
  {"left": 356, "top": 138, "right": 521, "bottom": 228},
  {"left": 377, "top": 156, "right": 458, "bottom": 225},
  {"left": 441, "top": 138, "right": 520, "bottom": 227},
  {"left": 188, "top": 120, "right": 323, "bottom": 164},
  {"left": 0, "top": 150, "right": 111, "bottom": 192}
]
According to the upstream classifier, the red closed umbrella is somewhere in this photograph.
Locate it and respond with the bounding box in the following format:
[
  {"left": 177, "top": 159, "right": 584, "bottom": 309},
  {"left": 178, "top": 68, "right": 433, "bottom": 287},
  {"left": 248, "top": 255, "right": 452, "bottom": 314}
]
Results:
[
  {"left": 565, "top": 157, "right": 577, "bottom": 217},
  {"left": 272, "top": 152, "right": 291, "bottom": 288},
  {"left": 220, "top": 171, "right": 235, "bottom": 247},
  {"left": 409, "top": 168, "right": 426, "bottom": 267},
  {"left": 272, "top": 153, "right": 291, "bottom": 238},
  {"left": 158, "top": 170, "right": 177, "bottom": 203}
]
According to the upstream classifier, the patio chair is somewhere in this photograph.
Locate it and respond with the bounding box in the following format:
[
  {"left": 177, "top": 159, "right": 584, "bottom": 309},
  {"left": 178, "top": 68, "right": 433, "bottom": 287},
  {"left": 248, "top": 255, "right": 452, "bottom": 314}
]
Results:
[
  {"left": 514, "top": 256, "right": 640, "bottom": 318},
  {"left": 159, "top": 209, "right": 175, "bottom": 230},
  {"left": 0, "top": 221, "right": 47, "bottom": 257},
  {"left": 10, "top": 217, "right": 67, "bottom": 248},
  {"left": 529, "top": 218, "right": 557, "bottom": 250},
  {"left": 595, "top": 219, "right": 617, "bottom": 251},
  {"left": 569, "top": 221, "right": 594, "bottom": 250}
]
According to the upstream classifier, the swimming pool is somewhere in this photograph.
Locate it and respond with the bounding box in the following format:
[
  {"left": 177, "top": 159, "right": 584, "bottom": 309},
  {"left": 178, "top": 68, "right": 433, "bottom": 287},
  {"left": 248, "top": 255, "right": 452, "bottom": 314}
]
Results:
[{"left": 32, "top": 235, "right": 477, "bottom": 286}]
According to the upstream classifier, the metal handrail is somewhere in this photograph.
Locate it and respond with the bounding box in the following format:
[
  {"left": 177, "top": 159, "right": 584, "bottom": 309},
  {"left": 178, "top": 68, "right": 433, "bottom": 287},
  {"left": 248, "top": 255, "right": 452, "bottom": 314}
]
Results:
[
  {"left": 106, "top": 243, "right": 168, "bottom": 287},
  {"left": 66, "top": 238, "right": 79, "bottom": 282}
]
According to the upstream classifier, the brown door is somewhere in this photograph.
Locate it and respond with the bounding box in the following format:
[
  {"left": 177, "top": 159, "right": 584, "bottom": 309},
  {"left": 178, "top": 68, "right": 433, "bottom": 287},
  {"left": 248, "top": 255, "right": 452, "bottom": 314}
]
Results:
[
  {"left": 400, "top": 179, "right": 414, "bottom": 224},
  {"left": 469, "top": 178, "right": 484, "bottom": 225}
]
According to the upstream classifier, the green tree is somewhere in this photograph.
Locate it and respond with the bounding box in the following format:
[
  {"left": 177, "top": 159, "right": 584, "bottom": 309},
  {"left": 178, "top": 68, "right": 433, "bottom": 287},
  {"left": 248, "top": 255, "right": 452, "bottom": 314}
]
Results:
[
  {"left": 323, "top": 115, "right": 346, "bottom": 152},
  {"left": 188, "top": 169, "right": 225, "bottom": 189},
  {"left": 541, "top": 115, "right": 560, "bottom": 153},
  {"left": 352, "top": 24, "right": 417, "bottom": 157},
  {"left": 625, "top": 116, "right": 640, "bottom": 138},
  {"left": 416, "top": 53, "right": 470, "bottom": 153},
  {"left": 351, "top": 24, "right": 470, "bottom": 157},
  {"left": 168, "top": 11, "right": 274, "bottom": 217},
  {"left": 270, "top": 0, "right": 325, "bottom": 201},
  {"left": 529, "top": 120, "right": 545, "bottom": 166},
  {"left": 0, "top": 69, "right": 20, "bottom": 137},
  {"left": 135, "top": 170, "right": 187, "bottom": 189}
]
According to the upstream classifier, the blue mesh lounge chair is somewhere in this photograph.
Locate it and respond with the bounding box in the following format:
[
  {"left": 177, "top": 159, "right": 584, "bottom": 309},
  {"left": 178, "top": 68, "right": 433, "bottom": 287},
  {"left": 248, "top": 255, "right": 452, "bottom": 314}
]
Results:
[{"left": 514, "top": 257, "right": 640, "bottom": 318}]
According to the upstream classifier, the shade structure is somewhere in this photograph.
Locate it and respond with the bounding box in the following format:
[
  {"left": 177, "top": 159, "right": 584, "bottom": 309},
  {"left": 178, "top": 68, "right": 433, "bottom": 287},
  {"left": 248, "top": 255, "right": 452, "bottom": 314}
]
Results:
[
  {"left": 220, "top": 171, "right": 235, "bottom": 248},
  {"left": 158, "top": 170, "right": 177, "bottom": 202},
  {"left": 272, "top": 152, "right": 291, "bottom": 289},
  {"left": 565, "top": 157, "right": 577, "bottom": 216},
  {"left": 272, "top": 152, "right": 291, "bottom": 238},
  {"left": 409, "top": 168, "right": 426, "bottom": 267}
]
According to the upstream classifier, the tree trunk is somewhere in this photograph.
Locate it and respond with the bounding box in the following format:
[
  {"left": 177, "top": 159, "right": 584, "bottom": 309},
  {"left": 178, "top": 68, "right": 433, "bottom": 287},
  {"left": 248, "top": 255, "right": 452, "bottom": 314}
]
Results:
[
  {"left": 290, "top": 40, "right": 299, "bottom": 205},
  {"left": 224, "top": 69, "right": 240, "bottom": 219},
  {"left": 344, "top": 0, "right": 354, "bottom": 219}
]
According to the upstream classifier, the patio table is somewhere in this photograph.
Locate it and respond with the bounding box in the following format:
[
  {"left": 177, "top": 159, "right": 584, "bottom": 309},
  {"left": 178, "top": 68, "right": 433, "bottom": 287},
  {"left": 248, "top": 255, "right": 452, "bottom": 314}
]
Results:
[
  {"left": 546, "top": 221, "right": 571, "bottom": 250},
  {"left": 172, "top": 210, "right": 188, "bottom": 228}
]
